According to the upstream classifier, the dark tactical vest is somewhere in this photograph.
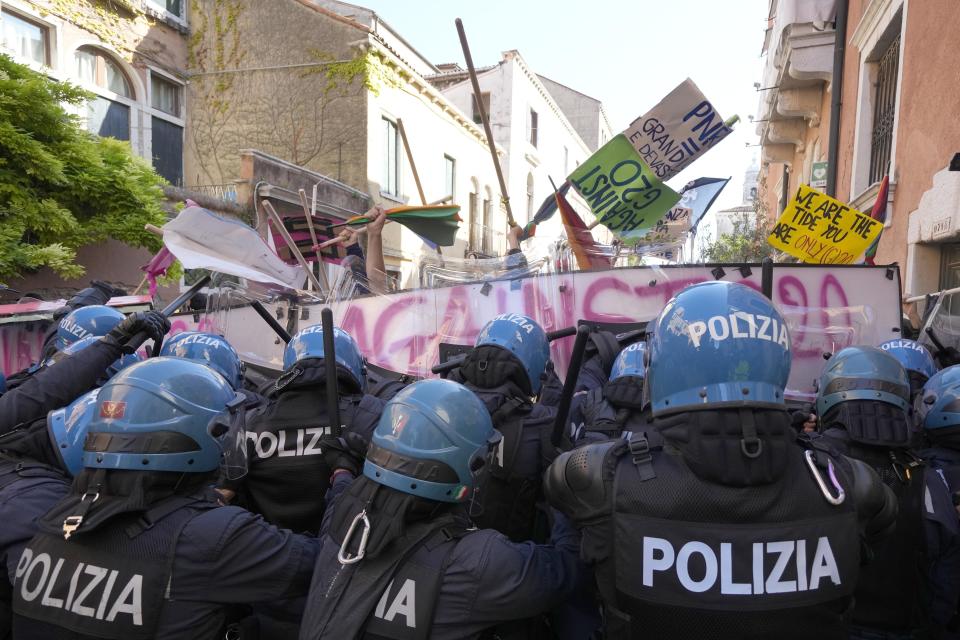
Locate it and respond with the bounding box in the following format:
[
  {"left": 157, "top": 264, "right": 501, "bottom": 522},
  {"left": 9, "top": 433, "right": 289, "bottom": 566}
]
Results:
[
  {"left": 587, "top": 439, "right": 860, "bottom": 640},
  {"left": 300, "top": 514, "right": 470, "bottom": 640},
  {"left": 466, "top": 383, "right": 550, "bottom": 543},
  {"left": 837, "top": 438, "right": 927, "bottom": 632},
  {"left": 0, "top": 456, "right": 69, "bottom": 640},
  {"left": 11, "top": 495, "right": 216, "bottom": 640},
  {"left": 923, "top": 446, "right": 960, "bottom": 497},
  {"left": 241, "top": 390, "right": 381, "bottom": 533},
  {"left": 580, "top": 387, "right": 652, "bottom": 442}
]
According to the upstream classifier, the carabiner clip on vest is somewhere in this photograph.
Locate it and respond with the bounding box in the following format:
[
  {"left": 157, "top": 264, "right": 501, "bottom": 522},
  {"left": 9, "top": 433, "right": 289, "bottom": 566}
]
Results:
[
  {"left": 62, "top": 486, "right": 101, "bottom": 540},
  {"left": 804, "top": 450, "right": 845, "bottom": 506},
  {"left": 338, "top": 508, "right": 371, "bottom": 565}
]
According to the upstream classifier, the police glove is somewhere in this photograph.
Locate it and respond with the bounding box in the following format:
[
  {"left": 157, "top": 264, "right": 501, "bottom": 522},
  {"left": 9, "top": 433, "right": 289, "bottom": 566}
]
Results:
[
  {"left": 103, "top": 311, "right": 171, "bottom": 351},
  {"left": 319, "top": 432, "right": 368, "bottom": 476}
]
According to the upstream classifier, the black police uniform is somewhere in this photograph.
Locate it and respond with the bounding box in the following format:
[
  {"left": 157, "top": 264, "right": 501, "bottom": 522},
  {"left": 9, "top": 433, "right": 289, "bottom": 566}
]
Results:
[
  {"left": 0, "top": 451, "right": 70, "bottom": 640},
  {"left": 545, "top": 408, "right": 898, "bottom": 639},
  {"left": 231, "top": 363, "right": 384, "bottom": 533},
  {"left": 576, "top": 375, "right": 651, "bottom": 444},
  {"left": 299, "top": 474, "right": 582, "bottom": 640},
  {"left": 820, "top": 420, "right": 960, "bottom": 637},
  {"left": 0, "top": 339, "right": 123, "bottom": 436},
  {"left": 11, "top": 478, "right": 321, "bottom": 639},
  {"left": 451, "top": 376, "right": 555, "bottom": 543}
]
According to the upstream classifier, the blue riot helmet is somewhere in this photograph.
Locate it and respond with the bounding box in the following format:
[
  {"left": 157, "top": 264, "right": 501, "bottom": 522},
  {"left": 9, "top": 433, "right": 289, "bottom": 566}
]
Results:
[
  {"left": 282, "top": 325, "right": 367, "bottom": 392},
  {"left": 474, "top": 313, "right": 550, "bottom": 394},
  {"left": 83, "top": 358, "right": 240, "bottom": 473},
  {"left": 160, "top": 331, "right": 245, "bottom": 389},
  {"left": 878, "top": 338, "right": 938, "bottom": 395},
  {"left": 47, "top": 389, "right": 99, "bottom": 476},
  {"left": 816, "top": 346, "right": 911, "bottom": 416},
  {"left": 47, "top": 335, "right": 142, "bottom": 380},
  {"left": 610, "top": 341, "right": 646, "bottom": 382},
  {"left": 647, "top": 281, "right": 792, "bottom": 416},
  {"left": 55, "top": 304, "right": 124, "bottom": 350},
  {"left": 914, "top": 365, "right": 960, "bottom": 436},
  {"left": 364, "top": 379, "right": 501, "bottom": 503}
]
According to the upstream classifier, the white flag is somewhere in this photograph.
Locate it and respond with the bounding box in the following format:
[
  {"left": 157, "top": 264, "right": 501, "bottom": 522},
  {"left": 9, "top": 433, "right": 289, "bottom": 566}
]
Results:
[{"left": 162, "top": 206, "right": 305, "bottom": 289}]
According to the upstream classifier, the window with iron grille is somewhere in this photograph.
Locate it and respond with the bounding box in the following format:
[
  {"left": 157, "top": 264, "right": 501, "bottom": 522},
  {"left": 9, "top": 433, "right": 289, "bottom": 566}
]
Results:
[{"left": 869, "top": 33, "right": 900, "bottom": 185}]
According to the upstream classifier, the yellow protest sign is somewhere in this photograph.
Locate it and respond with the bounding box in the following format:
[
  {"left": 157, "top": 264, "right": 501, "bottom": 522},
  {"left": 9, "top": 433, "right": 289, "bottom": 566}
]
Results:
[{"left": 768, "top": 185, "right": 882, "bottom": 264}]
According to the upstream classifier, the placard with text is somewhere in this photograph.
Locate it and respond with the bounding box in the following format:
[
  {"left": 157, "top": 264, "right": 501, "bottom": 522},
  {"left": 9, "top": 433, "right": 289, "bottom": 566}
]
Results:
[
  {"left": 768, "top": 185, "right": 882, "bottom": 264},
  {"left": 567, "top": 134, "right": 680, "bottom": 243}
]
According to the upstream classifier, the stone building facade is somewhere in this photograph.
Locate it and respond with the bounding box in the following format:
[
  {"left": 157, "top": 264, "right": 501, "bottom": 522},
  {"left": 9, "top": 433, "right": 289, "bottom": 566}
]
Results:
[{"left": 757, "top": 0, "right": 960, "bottom": 298}]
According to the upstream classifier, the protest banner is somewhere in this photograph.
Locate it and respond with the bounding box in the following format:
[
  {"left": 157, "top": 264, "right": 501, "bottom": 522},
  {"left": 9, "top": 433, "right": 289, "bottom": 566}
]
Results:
[
  {"left": 624, "top": 79, "right": 734, "bottom": 181},
  {"left": 768, "top": 184, "right": 883, "bottom": 265},
  {"left": 640, "top": 205, "right": 691, "bottom": 245},
  {"left": 568, "top": 134, "right": 680, "bottom": 243}
]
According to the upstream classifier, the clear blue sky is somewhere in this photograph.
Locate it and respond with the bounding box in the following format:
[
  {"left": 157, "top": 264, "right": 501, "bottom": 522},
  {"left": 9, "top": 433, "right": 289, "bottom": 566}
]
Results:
[{"left": 356, "top": 0, "right": 769, "bottom": 210}]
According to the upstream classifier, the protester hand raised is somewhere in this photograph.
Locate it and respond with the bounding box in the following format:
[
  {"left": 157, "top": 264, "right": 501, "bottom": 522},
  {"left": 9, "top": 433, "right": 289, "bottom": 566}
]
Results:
[{"left": 365, "top": 206, "right": 387, "bottom": 236}]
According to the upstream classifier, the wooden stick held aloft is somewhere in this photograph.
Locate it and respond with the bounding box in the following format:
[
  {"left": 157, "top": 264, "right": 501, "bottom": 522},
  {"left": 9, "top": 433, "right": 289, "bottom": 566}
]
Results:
[{"left": 455, "top": 18, "right": 515, "bottom": 229}]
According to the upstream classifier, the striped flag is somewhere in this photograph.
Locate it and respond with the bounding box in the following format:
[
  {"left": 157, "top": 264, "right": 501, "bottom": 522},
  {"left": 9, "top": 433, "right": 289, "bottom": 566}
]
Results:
[
  {"left": 863, "top": 175, "right": 889, "bottom": 265},
  {"left": 521, "top": 181, "right": 570, "bottom": 240},
  {"left": 341, "top": 205, "right": 461, "bottom": 248},
  {"left": 557, "top": 191, "right": 611, "bottom": 271}
]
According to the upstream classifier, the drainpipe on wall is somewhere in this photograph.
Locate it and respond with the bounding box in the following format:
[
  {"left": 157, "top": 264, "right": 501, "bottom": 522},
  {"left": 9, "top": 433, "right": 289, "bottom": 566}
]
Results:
[
  {"left": 825, "top": 0, "right": 849, "bottom": 197},
  {"left": 781, "top": 166, "right": 791, "bottom": 211}
]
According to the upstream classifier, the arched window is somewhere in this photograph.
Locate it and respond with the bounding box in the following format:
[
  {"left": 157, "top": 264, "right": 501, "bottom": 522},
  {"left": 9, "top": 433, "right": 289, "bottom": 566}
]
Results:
[
  {"left": 74, "top": 47, "right": 134, "bottom": 142},
  {"left": 75, "top": 46, "right": 133, "bottom": 97}
]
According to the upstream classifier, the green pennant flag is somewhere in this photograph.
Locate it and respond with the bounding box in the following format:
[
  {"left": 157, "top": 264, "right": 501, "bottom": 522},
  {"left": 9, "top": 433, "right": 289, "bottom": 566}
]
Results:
[{"left": 345, "top": 205, "right": 462, "bottom": 248}]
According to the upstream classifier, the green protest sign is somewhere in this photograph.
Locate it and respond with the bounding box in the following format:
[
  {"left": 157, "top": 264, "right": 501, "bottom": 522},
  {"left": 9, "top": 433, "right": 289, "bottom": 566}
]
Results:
[{"left": 567, "top": 134, "right": 680, "bottom": 243}]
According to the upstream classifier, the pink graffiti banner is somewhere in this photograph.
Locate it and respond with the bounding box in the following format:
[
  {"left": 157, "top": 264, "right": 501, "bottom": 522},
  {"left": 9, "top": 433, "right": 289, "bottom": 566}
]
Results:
[{"left": 213, "top": 265, "right": 902, "bottom": 401}]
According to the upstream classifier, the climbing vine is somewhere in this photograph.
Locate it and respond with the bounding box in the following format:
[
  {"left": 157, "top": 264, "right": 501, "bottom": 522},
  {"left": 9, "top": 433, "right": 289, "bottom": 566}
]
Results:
[
  {"left": 308, "top": 49, "right": 403, "bottom": 97},
  {"left": 37, "top": 0, "right": 156, "bottom": 61}
]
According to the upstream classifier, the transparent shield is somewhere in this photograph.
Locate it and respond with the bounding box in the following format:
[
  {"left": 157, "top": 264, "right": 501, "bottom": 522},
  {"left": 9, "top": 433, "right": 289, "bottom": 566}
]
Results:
[
  {"left": 201, "top": 270, "right": 347, "bottom": 378},
  {"left": 332, "top": 266, "right": 434, "bottom": 379},
  {"left": 921, "top": 290, "right": 960, "bottom": 355},
  {"left": 779, "top": 303, "right": 876, "bottom": 402}
]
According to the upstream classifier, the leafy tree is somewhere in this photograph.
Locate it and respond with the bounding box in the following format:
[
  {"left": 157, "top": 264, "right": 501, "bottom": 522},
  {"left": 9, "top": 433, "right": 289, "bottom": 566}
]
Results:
[
  {"left": 0, "top": 54, "right": 166, "bottom": 281},
  {"left": 700, "top": 211, "right": 776, "bottom": 263}
]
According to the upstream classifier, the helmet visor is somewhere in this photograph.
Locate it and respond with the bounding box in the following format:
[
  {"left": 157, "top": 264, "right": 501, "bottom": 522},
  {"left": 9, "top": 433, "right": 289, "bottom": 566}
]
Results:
[{"left": 207, "top": 393, "right": 249, "bottom": 480}]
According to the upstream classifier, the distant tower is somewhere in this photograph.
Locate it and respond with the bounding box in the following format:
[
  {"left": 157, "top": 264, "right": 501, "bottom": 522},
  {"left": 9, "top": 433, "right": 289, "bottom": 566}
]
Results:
[{"left": 743, "top": 153, "right": 760, "bottom": 204}]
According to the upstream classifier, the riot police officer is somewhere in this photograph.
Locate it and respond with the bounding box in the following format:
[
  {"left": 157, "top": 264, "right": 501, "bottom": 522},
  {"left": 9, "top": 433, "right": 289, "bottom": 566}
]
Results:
[
  {"left": 226, "top": 325, "right": 384, "bottom": 533},
  {"left": 545, "top": 281, "right": 897, "bottom": 639},
  {"left": 448, "top": 312, "right": 555, "bottom": 543},
  {"left": 159, "top": 331, "right": 246, "bottom": 390},
  {"left": 10, "top": 357, "right": 320, "bottom": 639},
  {"left": 300, "top": 378, "right": 582, "bottom": 640},
  {"left": 0, "top": 310, "right": 169, "bottom": 434},
  {"left": 816, "top": 345, "right": 958, "bottom": 638},
  {"left": 915, "top": 365, "right": 960, "bottom": 634},
  {"left": 0, "top": 389, "right": 99, "bottom": 639},
  {"left": 3, "top": 303, "right": 125, "bottom": 396},
  {"left": 576, "top": 340, "right": 652, "bottom": 443},
  {"left": 879, "top": 337, "right": 939, "bottom": 399}
]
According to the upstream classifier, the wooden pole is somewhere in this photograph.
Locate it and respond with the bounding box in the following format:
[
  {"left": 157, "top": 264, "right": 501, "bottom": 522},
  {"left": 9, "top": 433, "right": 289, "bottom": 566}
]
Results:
[
  {"left": 396, "top": 119, "right": 427, "bottom": 206},
  {"left": 297, "top": 188, "right": 331, "bottom": 292},
  {"left": 132, "top": 273, "right": 149, "bottom": 296},
  {"left": 455, "top": 18, "right": 515, "bottom": 229},
  {"left": 396, "top": 118, "right": 444, "bottom": 259},
  {"left": 261, "top": 199, "right": 326, "bottom": 294}
]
